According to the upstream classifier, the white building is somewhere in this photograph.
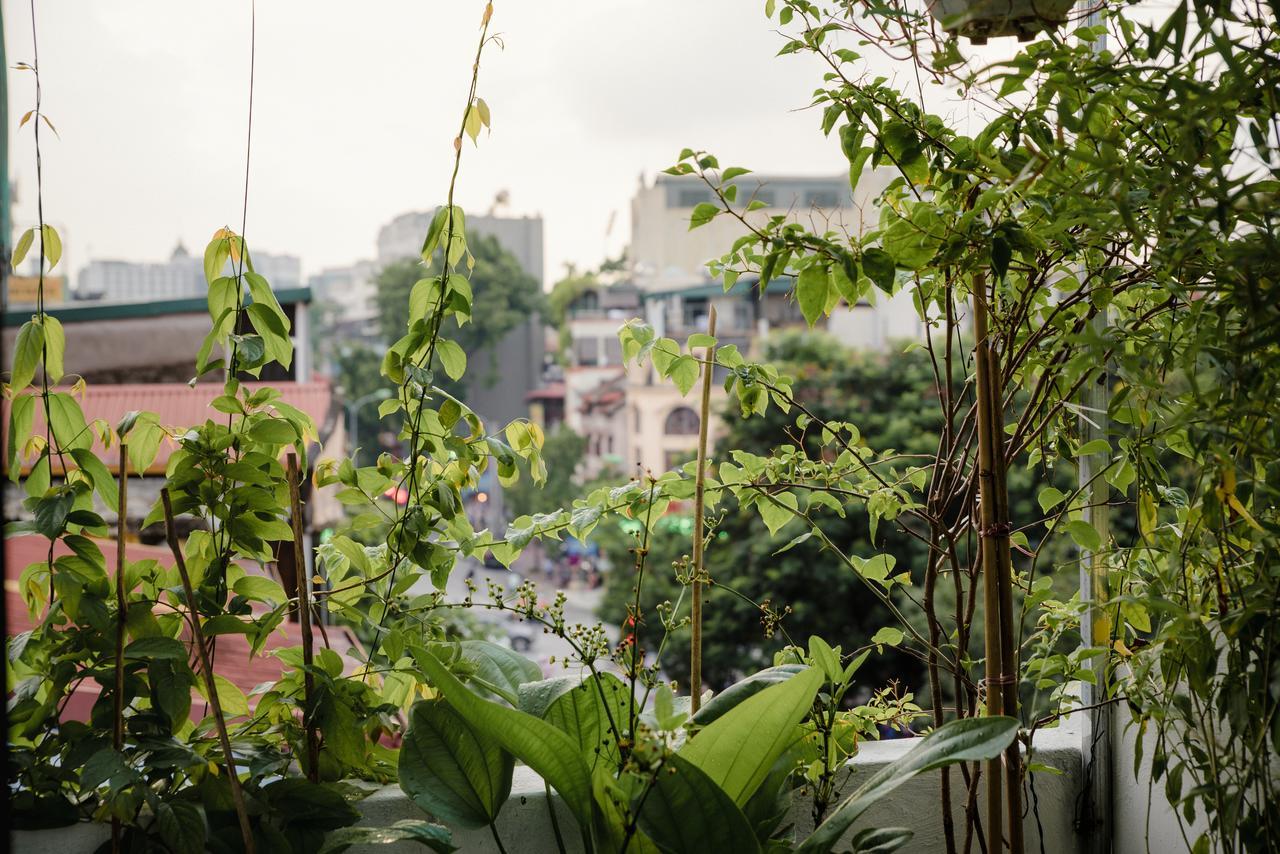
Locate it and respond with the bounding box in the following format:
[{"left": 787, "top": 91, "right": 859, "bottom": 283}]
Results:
[
  {"left": 376, "top": 210, "right": 544, "bottom": 283},
  {"left": 78, "top": 242, "right": 302, "bottom": 302},
  {"left": 308, "top": 260, "right": 378, "bottom": 324},
  {"left": 375, "top": 209, "right": 546, "bottom": 428}
]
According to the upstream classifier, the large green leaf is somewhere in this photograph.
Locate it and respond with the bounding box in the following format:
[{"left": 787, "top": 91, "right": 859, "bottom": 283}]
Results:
[
  {"left": 415, "top": 651, "right": 597, "bottom": 835},
  {"left": 539, "top": 673, "right": 630, "bottom": 774},
  {"left": 796, "top": 716, "right": 1019, "bottom": 854},
  {"left": 678, "top": 665, "right": 822, "bottom": 806},
  {"left": 635, "top": 753, "right": 761, "bottom": 854},
  {"left": 318, "top": 820, "right": 456, "bottom": 853},
  {"left": 692, "top": 664, "right": 807, "bottom": 726},
  {"left": 458, "top": 639, "right": 542, "bottom": 705},
  {"left": 399, "top": 699, "right": 513, "bottom": 828}
]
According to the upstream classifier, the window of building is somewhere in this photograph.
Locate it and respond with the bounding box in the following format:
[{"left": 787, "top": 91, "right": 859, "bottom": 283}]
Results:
[
  {"left": 754, "top": 189, "right": 776, "bottom": 207},
  {"left": 664, "top": 407, "right": 700, "bottom": 436},
  {"left": 805, "top": 189, "right": 840, "bottom": 208},
  {"left": 574, "top": 336, "right": 599, "bottom": 366},
  {"left": 675, "top": 188, "right": 713, "bottom": 208},
  {"left": 682, "top": 297, "right": 710, "bottom": 331}
]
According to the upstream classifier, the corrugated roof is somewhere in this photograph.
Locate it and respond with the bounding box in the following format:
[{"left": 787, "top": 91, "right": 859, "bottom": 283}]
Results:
[
  {"left": 2, "top": 380, "right": 333, "bottom": 475},
  {"left": 2, "top": 287, "right": 312, "bottom": 327}
]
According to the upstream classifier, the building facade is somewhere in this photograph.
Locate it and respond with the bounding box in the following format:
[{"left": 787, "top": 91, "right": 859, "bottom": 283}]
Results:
[
  {"left": 77, "top": 242, "right": 302, "bottom": 302},
  {"left": 375, "top": 209, "right": 546, "bottom": 429}
]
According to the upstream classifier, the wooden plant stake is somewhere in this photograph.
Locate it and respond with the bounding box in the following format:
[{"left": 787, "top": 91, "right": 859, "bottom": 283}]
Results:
[
  {"left": 690, "top": 305, "right": 717, "bottom": 713},
  {"left": 987, "top": 336, "right": 1026, "bottom": 854},
  {"left": 112, "top": 443, "right": 128, "bottom": 854},
  {"left": 972, "top": 275, "right": 1025, "bottom": 854},
  {"left": 287, "top": 452, "right": 320, "bottom": 782},
  {"left": 160, "top": 489, "right": 255, "bottom": 854}
]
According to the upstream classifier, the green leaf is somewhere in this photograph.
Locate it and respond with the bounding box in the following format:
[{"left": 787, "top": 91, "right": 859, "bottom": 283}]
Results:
[
  {"left": 11, "top": 319, "right": 44, "bottom": 391},
  {"left": 1066, "top": 519, "right": 1102, "bottom": 552},
  {"left": 197, "top": 673, "right": 250, "bottom": 718},
  {"left": 42, "top": 316, "right": 66, "bottom": 382},
  {"left": 12, "top": 227, "right": 35, "bottom": 267},
  {"left": 70, "top": 448, "right": 118, "bottom": 513},
  {"left": 540, "top": 674, "right": 630, "bottom": 773},
  {"left": 248, "top": 418, "right": 298, "bottom": 445},
  {"left": 757, "top": 492, "right": 798, "bottom": 536},
  {"left": 458, "top": 640, "right": 542, "bottom": 705},
  {"left": 692, "top": 665, "right": 807, "bottom": 726},
  {"left": 41, "top": 224, "right": 63, "bottom": 269},
  {"left": 679, "top": 665, "right": 822, "bottom": 805},
  {"left": 399, "top": 699, "right": 514, "bottom": 828},
  {"left": 436, "top": 339, "right": 467, "bottom": 381},
  {"left": 1074, "top": 439, "right": 1110, "bottom": 458},
  {"left": 669, "top": 355, "right": 700, "bottom": 396},
  {"left": 797, "top": 264, "right": 830, "bottom": 327},
  {"left": 414, "top": 651, "right": 596, "bottom": 832},
  {"left": 156, "top": 801, "right": 206, "bottom": 853},
  {"left": 124, "top": 636, "right": 189, "bottom": 660},
  {"left": 318, "top": 820, "right": 456, "bottom": 854},
  {"left": 232, "top": 574, "right": 287, "bottom": 605},
  {"left": 690, "top": 202, "right": 720, "bottom": 229},
  {"left": 870, "top": 627, "right": 904, "bottom": 647},
  {"left": 636, "top": 753, "right": 762, "bottom": 854},
  {"left": 797, "top": 717, "right": 1019, "bottom": 853},
  {"left": 1037, "top": 486, "right": 1066, "bottom": 514},
  {"left": 861, "top": 249, "right": 896, "bottom": 292},
  {"left": 8, "top": 394, "right": 36, "bottom": 482},
  {"left": 850, "top": 827, "right": 913, "bottom": 853}
]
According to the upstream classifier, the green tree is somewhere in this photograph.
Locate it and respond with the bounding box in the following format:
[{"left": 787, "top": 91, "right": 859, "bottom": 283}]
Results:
[
  {"left": 600, "top": 330, "right": 1077, "bottom": 693},
  {"left": 374, "top": 232, "right": 545, "bottom": 402}
]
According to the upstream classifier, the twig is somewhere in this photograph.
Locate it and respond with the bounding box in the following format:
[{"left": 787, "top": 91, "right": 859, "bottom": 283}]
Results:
[
  {"left": 689, "top": 305, "right": 717, "bottom": 713},
  {"left": 287, "top": 452, "right": 320, "bottom": 782},
  {"left": 160, "top": 489, "right": 255, "bottom": 854}
]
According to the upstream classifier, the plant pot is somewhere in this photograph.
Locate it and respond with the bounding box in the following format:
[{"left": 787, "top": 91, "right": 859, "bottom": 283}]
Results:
[{"left": 926, "top": 0, "right": 1075, "bottom": 43}]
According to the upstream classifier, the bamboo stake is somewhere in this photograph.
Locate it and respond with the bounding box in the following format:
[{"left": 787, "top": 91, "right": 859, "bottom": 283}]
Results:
[
  {"left": 160, "top": 489, "right": 255, "bottom": 854},
  {"left": 972, "top": 276, "right": 1006, "bottom": 854},
  {"left": 689, "top": 305, "right": 717, "bottom": 713},
  {"left": 111, "top": 443, "right": 128, "bottom": 854},
  {"left": 287, "top": 452, "right": 319, "bottom": 782},
  {"left": 987, "top": 341, "right": 1026, "bottom": 854}
]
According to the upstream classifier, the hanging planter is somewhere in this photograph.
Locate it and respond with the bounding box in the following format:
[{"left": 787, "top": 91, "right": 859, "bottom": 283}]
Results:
[{"left": 926, "top": 0, "right": 1075, "bottom": 43}]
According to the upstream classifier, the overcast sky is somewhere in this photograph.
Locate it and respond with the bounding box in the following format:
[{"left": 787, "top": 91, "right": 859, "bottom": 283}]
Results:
[{"left": 4, "top": 1, "right": 975, "bottom": 285}]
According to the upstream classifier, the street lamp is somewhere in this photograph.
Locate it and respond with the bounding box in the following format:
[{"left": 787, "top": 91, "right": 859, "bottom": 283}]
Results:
[{"left": 343, "top": 388, "right": 393, "bottom": 457}]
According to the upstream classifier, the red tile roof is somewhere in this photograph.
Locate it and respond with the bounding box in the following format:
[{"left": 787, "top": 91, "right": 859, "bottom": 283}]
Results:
[{"left": 2, "top": 380, "right": 333, "bottom": 475}]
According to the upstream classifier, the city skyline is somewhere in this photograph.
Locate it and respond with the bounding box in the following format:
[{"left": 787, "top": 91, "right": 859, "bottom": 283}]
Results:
[{"left": 1, "top": 1, "right": 956, "bottom": 287}]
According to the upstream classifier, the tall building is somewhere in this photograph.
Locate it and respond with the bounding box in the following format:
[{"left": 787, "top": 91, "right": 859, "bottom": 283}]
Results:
[
  {"left": 77, "top": 242, "right": 302, "bottom": 302},
  {"left": 375, "top": 210, "right": 545, "bottom": 428},
  {"left": 377, "top": 210, "right": 544, "bottom": 281},
  {"left": 308, "top": 259, "right": 378, "bottom": 325}
]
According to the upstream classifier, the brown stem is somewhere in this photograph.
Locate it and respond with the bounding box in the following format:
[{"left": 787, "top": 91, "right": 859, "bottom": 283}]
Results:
[
  {"left": 925, "top": 521, "right": 958, "bottom": 854},
  {"left": 111, "top": 443, "right": 128, "bottom": 854},
  {"left": 689, "top": 306, "right": 717, "bottom": 713},
  {"left": 972, "top": 275, "right": 1005, "bottom": 854},
  {"left": 986, "top": 338, "right": 1026, "bottom": 854},
  {"left": 160, "top": 489, "right": 255, "bottom": 854},
  {"left": 287, "top": 452, "right": 320, "bottom": 782}
]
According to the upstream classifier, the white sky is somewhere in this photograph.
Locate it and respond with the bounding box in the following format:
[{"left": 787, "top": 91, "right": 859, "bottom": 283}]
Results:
[{"left": 3, "top": 1, "right": 975, "bottom": 286}]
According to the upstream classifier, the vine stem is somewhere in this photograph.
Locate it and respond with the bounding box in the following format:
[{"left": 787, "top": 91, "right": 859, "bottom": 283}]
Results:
[
  {"left": 689, "top": 305, "right": 717, "bottom": 712},
  {"left": 160, "top": 489, "right": 255, "bottom": 854},
  {"left": 287, "top": 453, "right": 319, "bottom": 782},
  {"left": 111, "top": 443, "right": 129, "bottom": 854}
]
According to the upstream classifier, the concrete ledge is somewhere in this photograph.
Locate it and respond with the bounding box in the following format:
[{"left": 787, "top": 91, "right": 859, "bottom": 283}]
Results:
[{"left": 13, "top": 715, "right": 1085, "bottom": 854}]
